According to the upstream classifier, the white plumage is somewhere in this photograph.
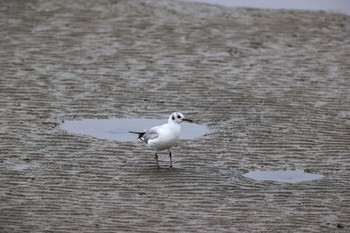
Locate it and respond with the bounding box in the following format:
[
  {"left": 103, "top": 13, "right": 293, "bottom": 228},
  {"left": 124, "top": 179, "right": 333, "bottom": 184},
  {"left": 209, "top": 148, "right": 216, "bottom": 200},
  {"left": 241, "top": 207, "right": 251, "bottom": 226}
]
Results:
[{"left": 129, "top": 112, "right": 193, "bottom": 169}]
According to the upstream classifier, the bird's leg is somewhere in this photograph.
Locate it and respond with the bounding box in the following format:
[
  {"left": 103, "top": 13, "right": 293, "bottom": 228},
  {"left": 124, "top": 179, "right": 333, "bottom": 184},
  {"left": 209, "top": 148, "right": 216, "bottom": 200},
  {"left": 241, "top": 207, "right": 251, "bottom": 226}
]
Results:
[
  {"left": 155, "top": 153, "right": 160, "bottom": 170},
  {"left": 169, "top": 150, "right": 173, "bottom": 168}
]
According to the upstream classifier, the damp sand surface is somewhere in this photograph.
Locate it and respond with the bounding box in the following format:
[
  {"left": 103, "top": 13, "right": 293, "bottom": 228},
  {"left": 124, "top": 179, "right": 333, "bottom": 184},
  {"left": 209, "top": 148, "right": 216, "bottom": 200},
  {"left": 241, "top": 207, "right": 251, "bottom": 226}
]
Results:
[{"left": 1, "top": 0, "right": 349, "bottom": 232}]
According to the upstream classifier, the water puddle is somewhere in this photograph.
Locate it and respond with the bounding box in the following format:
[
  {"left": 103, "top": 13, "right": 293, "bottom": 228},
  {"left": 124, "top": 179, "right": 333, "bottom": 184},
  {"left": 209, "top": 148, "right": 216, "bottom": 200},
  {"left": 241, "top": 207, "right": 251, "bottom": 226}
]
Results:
[
  {"left": 10, "top": 162, "right": 39, "bottom": 172},
  {"left": 60, "top": 118, "right": 210, "bottom": 141},
  {"left": 243, "top": 169, "right": 324, "bottom": 183},
  {"left": 184, "top": 0, "right": 350, "bottom": 15},
  {"left": 11, "top": 163, "right": 31, "bottom": 172}
]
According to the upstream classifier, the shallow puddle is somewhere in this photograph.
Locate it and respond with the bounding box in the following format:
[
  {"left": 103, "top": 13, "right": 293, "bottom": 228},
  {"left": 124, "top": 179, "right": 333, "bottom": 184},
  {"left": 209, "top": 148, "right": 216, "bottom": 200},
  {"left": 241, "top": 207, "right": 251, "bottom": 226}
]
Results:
[
  {"left": 185, "top": 0, "right": 350, "bottom": 15},
  {"left": 60, "top": 118, "right": 210, "bottom": 141},
  {"left": 243, "top": 169, "right": 324, "bottom": 183}
]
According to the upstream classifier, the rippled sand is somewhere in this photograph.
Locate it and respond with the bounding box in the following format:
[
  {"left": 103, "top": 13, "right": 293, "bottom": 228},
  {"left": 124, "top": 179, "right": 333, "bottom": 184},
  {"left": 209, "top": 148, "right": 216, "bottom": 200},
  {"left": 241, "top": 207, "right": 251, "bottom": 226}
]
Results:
[{"left": 1, "top": 0, "right": 349, "bottom": 232}]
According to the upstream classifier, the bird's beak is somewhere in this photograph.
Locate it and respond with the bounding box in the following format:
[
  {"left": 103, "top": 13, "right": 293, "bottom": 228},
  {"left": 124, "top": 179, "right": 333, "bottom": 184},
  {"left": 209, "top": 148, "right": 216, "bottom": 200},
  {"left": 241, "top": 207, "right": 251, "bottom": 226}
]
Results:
[{"left": 183, "top": 118, "right": 194, "bottom": 123}]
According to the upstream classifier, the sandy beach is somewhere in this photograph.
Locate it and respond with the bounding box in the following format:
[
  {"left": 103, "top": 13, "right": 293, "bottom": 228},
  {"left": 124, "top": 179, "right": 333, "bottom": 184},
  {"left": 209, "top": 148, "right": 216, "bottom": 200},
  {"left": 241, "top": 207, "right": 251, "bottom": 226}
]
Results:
[{"left": 1, "top": 0, "right": 349, "bottom": 232}]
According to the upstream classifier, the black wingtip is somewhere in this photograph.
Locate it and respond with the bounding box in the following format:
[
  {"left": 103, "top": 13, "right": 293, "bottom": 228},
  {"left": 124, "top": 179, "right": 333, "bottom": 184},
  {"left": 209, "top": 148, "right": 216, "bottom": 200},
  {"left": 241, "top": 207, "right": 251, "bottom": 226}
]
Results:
[{"left": 129, "top": 131, "right": 146, "bottom": 140}]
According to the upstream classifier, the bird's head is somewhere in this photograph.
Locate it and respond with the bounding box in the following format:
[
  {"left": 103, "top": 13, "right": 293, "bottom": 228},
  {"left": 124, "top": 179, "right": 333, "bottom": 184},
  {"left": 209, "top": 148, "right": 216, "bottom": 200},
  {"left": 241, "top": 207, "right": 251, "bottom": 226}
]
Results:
[{"left": 168, "top": 112, "right": 193, "bottom": 124}]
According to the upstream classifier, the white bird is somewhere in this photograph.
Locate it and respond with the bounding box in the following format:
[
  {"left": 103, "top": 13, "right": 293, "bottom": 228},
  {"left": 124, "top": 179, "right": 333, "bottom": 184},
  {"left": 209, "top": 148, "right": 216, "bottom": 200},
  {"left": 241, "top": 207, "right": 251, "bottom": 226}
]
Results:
[{"left": 129, "top": 112, "right": 193, "bottom": 169}]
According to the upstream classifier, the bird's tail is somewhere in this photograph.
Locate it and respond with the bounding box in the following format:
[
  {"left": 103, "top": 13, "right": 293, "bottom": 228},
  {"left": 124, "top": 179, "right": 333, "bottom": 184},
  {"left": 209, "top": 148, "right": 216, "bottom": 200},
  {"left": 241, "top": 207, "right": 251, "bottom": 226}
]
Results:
[{"left": 129, "top": 131, "right": 146, "bottom": 140}]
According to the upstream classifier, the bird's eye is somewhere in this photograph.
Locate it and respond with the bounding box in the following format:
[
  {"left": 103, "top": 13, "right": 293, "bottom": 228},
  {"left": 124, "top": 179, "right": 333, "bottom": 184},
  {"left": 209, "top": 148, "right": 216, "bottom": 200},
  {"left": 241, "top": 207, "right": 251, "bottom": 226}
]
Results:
[
  {"left": 177, "top": 115, "right": 181, "bottom": 119},
  {"left": 172, "top": 116, "right": 175, "bottom": 120}
]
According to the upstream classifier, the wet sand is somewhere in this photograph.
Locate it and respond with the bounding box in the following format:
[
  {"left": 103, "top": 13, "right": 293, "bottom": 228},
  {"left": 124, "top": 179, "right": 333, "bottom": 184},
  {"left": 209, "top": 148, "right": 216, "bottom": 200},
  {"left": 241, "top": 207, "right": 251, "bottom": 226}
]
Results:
[{"left": 1, "top": 0, "right": 349, "bottom": 232}]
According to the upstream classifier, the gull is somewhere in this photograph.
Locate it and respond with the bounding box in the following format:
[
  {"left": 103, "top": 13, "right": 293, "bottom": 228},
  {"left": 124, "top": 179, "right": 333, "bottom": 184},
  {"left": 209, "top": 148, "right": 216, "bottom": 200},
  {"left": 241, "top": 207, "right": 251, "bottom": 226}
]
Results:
[{"left": 129, "top": 112, "right": 193, "bottom": 169}]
